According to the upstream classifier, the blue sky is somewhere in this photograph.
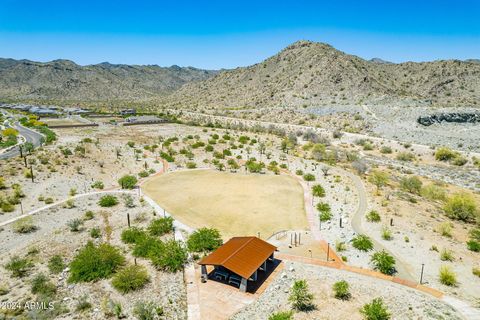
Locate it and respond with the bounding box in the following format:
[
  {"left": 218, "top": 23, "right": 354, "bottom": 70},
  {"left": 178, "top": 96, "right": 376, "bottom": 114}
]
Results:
[{"left": 0, "top": 0, "right": 479, "bottom": 69}]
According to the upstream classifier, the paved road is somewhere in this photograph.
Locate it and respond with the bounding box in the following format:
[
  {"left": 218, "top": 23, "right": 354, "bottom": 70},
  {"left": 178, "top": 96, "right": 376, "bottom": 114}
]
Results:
[{"left": 0, "top": 122, "right": 44, "bottom": 160}]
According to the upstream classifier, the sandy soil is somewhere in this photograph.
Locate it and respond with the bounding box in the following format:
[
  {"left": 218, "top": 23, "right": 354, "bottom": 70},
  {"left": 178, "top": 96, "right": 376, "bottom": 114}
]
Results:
[{"left": 142, "top": 169, "right": 308, "bottom": 239}]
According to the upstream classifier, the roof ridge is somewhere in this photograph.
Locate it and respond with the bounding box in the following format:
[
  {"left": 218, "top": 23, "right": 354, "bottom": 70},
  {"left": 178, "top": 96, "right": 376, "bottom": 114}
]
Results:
[{"left": 220, "top": 237, "right": 255, "bottom": 265}]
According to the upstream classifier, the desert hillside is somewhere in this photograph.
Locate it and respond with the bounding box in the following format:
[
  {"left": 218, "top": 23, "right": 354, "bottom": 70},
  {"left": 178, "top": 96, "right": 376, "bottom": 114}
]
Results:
[
  {"left": 0, "top": 58, "right": 216, "bottom": 103},
  {"left": 161, "top": 40, "right": 480, "bottom": 109}
]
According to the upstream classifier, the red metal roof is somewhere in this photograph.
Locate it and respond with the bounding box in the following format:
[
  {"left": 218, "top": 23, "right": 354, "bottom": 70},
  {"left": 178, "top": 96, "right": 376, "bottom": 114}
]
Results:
[{"left": 198, "top": 237, "right": 276, "bottom": 279}]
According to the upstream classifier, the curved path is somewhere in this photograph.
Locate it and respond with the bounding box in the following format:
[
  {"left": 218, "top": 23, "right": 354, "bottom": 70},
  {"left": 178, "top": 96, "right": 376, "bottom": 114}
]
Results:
[{"left": 0, "top": 122, "right": 44, "bottom": 160}]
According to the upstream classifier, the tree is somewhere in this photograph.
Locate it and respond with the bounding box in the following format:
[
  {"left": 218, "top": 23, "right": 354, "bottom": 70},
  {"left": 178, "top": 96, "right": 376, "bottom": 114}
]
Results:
[
  {"left": 360, "top": 298, "right": 391, "bottom": 320},
  {"left": 118, "top": 175, "right": 138, "bottom": 189},
  {"left": 368, "top": 170, "right": 390, "bottom": 193},
  {"left": 288, "top": 279, "right": 315, "bottom": 311},
  {"left": 443, "top": 192, "right": 478, "bottom": 222},
  {"left": 187, "top": 228, "right": 223, "bottom": 254},
  {"left": 370, "top": 250, "right": 396, "bottom": 275}
]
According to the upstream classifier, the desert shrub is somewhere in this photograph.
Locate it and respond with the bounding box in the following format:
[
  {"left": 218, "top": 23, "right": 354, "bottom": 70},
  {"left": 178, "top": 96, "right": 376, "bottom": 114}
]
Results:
[
  {"left": 98, "top": 195, "right": 119, "bottom": 207},
  {"left": 396, "top": 152, "right": 415, "bottom": 162},
  {"left": 121, "top": 227, "right": 147, "bottom": 244},
  {"left": 472, "top": 267, "right": 480, "bottom": 278},
  {"left": 366, "top": 210, "right": 381, "bottom": 222},
  {"left": 296, "top": 169, "right": 304, "bottom": 176},
  {"left": 439, "top": 265, "right": 457, "bottom": 286},
  {"left": 380, "top": 146, "right": 392, "bottom": 154},
  {"left": 312, "top": 184, "right": 325, "bottom": 197},
  {"left": 84, "top": 210, "right": 95, "bottom": 220},
  {"left": 435, "top": 147, "right": 457, "bottom": 161},
  {"left": 371, "top": 250, "right": 396, "bottom": 275},
  {"left": 381, "top": 227, "right": 393, "bottom": 240},
  {"left": 90, "top": 227, "right": 101, "bottom": 238},
  {"left": 13, "top": 216, "right": 37, "bottom": 233},
  {"left": 69, "top": 242, "right": 125, "bottom": 283},
  {"left": 421, "top": 184, "right": 446, "bottom": 201},
  {"left": 186, "top": 162, "right": 197, "bottom": 169},
  {"left": 187, "top": 228, "right": 223, "bottom": 254},
  {"left": 333, "top": 280, "right": 351, "bottom": 300},
  {"left": 76, "top": 295, "right": 92, "bottom": 312},
  {"left": 5, "top": 256, "right": 33, "bottom": 277},
  {"left": 360, "top": 298, "right": 391, "bottom": 320},
  {"left": 118, "top": 175, "right": 138, "bottom": 189},
  {"left": 148, "top": 217, "right": 173, "bottom": 236},
  {"left": 44, "top": 197, "right": 54, "bottom": 204},
  {"left": 65, "top": 198, "right": 75, "bottom": 208},
  {"left": 160, "top": 152, "right": 175, "bottom": 162},
  {"left": 91, "top": 181, "right": 104, "bottom": 189},
  {"left": 399, "top": 176, "right": 422, "bottom": 194},
  {"left": 440, "top": 249, "right": 454, "bottom": 261},
  {"left": 443, "top": 192, "right": 478, "bottom": 222},
  {"left": 470, "top": 227, "right": 480, "bottom": 241},
  {"left": 149, "top": 240, "right": 188, "bottom": 272},
  {"left": 288, "top": 279, "right": 315, "bottom": 311},
  {"left": 67, "top": 218, "right": 83, "bottom": 232},
  {"left": 352, "top": 234, "right": 374, "bottom": 251},
  {"left": 112, "top": 265, "right": 150, "bottom": 293},
  {"left": 133, "top": 301, "right": 164, "bottom": 320},
  {"left": 1, "top": 202, "right": 15, "bottom": 212},
  {"left": 132, "top": 236, "right": 164, "bottom": 258},
  {"left": 452, "top": 156, "right": 468, "bottom": 166},
  {"left": 31, "top": 273, "right": 56, "bottom": 297},
  {"left": 335, "top": 240, "right": 347, "bottom": 252},
  {"left": 268, "top": 311, "right": 293, "bottom": 320},
  {"left": 319, "top": 210, "right": 332, "bottom": 222},
  {"left": 436, "top": 222, "right": 453, "bottom": 237},
  {"left": 48, "top": 255, "right": 65, "bottom": 274},
  {"left": 467, "top": 240, "right": 480, "bottom": 252},
  {"left": 123, "top": 194, "right": 135, "bottom": 208},
  {"left": 368, "top": 170, "right": 389, "bottom": 192},
  {"left": 303, "top": 173, "right": 315, "bottom": 181}
]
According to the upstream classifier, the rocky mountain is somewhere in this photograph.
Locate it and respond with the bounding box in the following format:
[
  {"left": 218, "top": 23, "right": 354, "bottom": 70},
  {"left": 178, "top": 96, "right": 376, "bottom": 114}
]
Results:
[
  {"left": 0, "top": 58, "right": 217, "bottom": 103},
  {"left": 161, "top": 40, "right": 480, "bottom": 109}
]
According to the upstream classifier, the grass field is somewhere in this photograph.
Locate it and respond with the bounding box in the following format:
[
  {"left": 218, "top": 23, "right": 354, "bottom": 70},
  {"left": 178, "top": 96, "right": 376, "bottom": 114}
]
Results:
[{"left": 141, "top": 169, "right": 308, "bottom": 239}]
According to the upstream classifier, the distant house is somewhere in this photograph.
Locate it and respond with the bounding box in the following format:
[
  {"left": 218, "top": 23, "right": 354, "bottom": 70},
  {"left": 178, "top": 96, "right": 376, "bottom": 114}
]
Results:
[{"left": 120, "top": 108, "right": 136, "bottom": 116}]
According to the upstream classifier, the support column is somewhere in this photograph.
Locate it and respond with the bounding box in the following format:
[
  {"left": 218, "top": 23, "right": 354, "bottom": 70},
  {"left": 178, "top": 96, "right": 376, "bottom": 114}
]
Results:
[
  {"left": 252, "top": 270, "right": 258, "bottom": 281},
  {"left": 262, "top": 260, "right": 267, "bottom": 272},
  {"left": 240, "top": 277, "right": 247, "bottom": 292},
  {"left": 201, "top": 265, "right": 208, "bottom": 282}
]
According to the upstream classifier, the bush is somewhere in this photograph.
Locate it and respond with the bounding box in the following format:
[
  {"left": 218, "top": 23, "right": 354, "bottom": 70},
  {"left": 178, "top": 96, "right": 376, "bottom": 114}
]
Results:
[
  {"left": 132, "top": 236, "right": 164, "bottom": 258},
  {"left": 268, "top": 311, "right": 293, "bottom": 320},
  {"left": 360, "top": 298, "right": 391, "bottom": 320},
  {"left": 381, "top": 227, "right": 393, "bottom": 240},
  {"left": 186, "top": 162, "right": 197, "bottom": 169},
  {"left": 467, "top": 240, "right": 480, "bottom": 252},
  {"left": 399, "top": 176, "right": 422, "bottom": 194},
  {"left": 288, "top": 279, "right": 314, "bottom": 311},
  {"left": 5, "top": 256, "right": 33, "bottom": 277},
  {"left": 76, "top": 295, "right": 92, "bottom": 312},
  {"left": 118, "top": 175, "right": 138, "bottom": 189},
  {"left": 149, "top": 240, "right": 188, "bottom": 272},
  {"left": 472, "top": 267, "right": 480, "bottom": 278},
  {"left": 133, "top": 301, "right": 164, "bottom": 320},
  {"left": 187, "top": 228, "right": 223, "bottom": 254},
  {"left": 121, "top": 227, "right": 147, "bottom": 244},
  {"left": 335, "top": 241, "right": 347, "bottom": 252},
  {"left": 91, "top": 181, "right": 104, "bottom": 189},
  {"left": 31, "top": 273, "right": 57, "bottom": 297},
  {"left": 90, "top": 227, "right": 101, "bottom": 238},
  {"left": 440, "top": 249, "right": 454, "bottom": 261},
  {"left": 98, "top": 195, "right": 119, "bottom": 207},
  {"left": 48, "top": 255, "right": 65, "bottom": 274},
  {"left": 380, "top": 146, "right": 392, "bottom": 154},
  {"left": 352, "top": 234, "right": 374, "bottom": 251},
  {"left": 112, "top": 264, "right": 150, "bottom": 294},
  {"left": 148, "top": 217, "right": 174, "bottom": 236},
  {"left": 435, "top": 147, "right": 457, "bottom": 161},
  {"left": 371, "top": 250, "right": 396, "bottom": 275},
  {"left": 13, "top": 216, "right": 37, "bottom": 233},
  {"left": 443, "top": 192, "right": 478, "bottom": 222},
  {"left": 396, "top": 152, "right": 415, "bottom": 162},
  {"left": 84, "top": 210, "right": 95, "bottom": 220},
  {"left": 436, "top": 222, "right": 453, "bottom": 237},
  {"left": 303, "top": 173, "right": 315, "bottom": 181},
  {"left": 439, "top": 265, "right": 457, "bottom": 286},
  {"left": 312, "top": 184, "right": 325, "bottom": 197},
  {"left": 319, "top": 210, "right": 332, "bottom": 222},
  {"left": 333, "top": 280, "right": 351, "bottom": 300},
  {"left": 420, "top": 184, "right": 446, "bottom": 201},
  {"left": 67, "top": 218, "right": 84, "bottom": 232},
  {"left": 69, "top": 242, "right": 125, "bottom": 283},
  {"left": 366, "top": 210, "right": 381, "bottom": 222}
]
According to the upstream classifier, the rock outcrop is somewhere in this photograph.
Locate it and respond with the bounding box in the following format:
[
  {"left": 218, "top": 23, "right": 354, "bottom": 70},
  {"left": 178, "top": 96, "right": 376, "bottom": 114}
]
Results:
[{"left": 417, "top": 113, "right": 480, "bottom": 126}]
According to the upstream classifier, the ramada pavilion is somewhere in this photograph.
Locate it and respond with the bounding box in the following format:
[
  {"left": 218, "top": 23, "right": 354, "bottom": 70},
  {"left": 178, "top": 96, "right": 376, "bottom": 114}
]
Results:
[{"left": 198, "top": 236, "right": 277, "bottom": 292}]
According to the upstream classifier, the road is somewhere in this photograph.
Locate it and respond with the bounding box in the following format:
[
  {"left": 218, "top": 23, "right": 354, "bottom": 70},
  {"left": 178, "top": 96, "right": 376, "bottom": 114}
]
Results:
[{"left": 0, "top": 122, "right": 44, "bottom": 160}]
